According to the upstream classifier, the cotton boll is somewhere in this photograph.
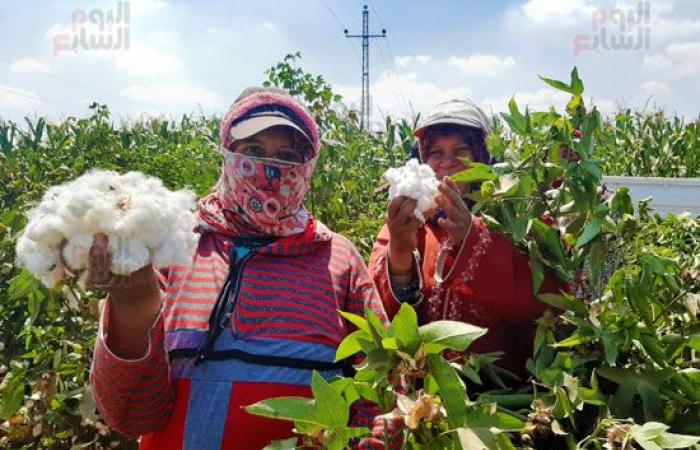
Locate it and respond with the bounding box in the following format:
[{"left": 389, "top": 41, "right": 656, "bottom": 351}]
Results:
[
  {"left": 384, "top": 160, "right": 439, "bottom": 221},
  {"left": 23, "top": 214, "right": 65, "bottom": 247},
  {"left": 152, "top": 229, "right": 197, "bottom": 267},
  {"left": 108, "top": 237, "right": 150, "bottom": 275},
  {"left": 116, "top": 194, "right": 168, "bottom": 246},
  {"left": 16, "top": 237, "right": 56, "bottom": 276},
  {"left": 82, "top": 195, "right": 119, "bottom": 233},
  {"left": 82, "top": 170, "right": 121, "bottom": 192},
  {"left": 62, "top": 233, "right": 93, "bottom": 271},
  {"left": 169, "top": 189, "right": 197, "bottom": 211},
  {"left": 18, "top": 169, "right": 198, "bottom": 283},
  {"left": 58, "top": 189, "right": 95, "bottom": 222},
  {"left": 35, "top": 185, "right": 66, "bottom": 215}
]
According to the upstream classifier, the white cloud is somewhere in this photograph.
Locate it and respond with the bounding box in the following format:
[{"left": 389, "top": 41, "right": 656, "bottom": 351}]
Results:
[
  {"left": 262, "top": 21, "right": 279, "bottom": 32},
  {"left": 519, "top": 0, "right": 596, "bottom": 26},
  {"left": 482, "top": 88, "right": 570, "bottom": 114},
  {"left": 482, "top": 88, "right": 618, "bottom": 117},
  {"left": 130, "top": 0, "right": 168, "bottom": 15},
  {"left": 639, "top": 80, "right": 671, "bottom": 97},
  {"left": 0, "top": 85, "right": 41, "bottom": 110},
  {"left": 652, "top": 16, "right": 700, "bottom": 42},
  {"left": 643, "top": 41, "right": 700, "bottom": 77},
  {"left": 45, "top": 19, "right": 184, "bottom": 78},
  {"left": 114, "top": 45, "right": 185, "bottom": 77},
  {"left": 9, "top": 57, "right": 52, "bottom": 74},
  {"left": 394, "top": 54, "right": 432, "bottom": 68},
  {"left": 120, "top": 82, "right": 222, "bottom": 109},
  {"left": 336, "top": 71, "right": 472, "bottom": 121},
  {"left": 448, "top": 54, "right": 516, "bottom": 76}
]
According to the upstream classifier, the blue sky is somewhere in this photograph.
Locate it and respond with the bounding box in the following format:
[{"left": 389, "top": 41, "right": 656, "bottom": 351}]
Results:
[{"left": 1, "top": 0, "right": 699, "bottom": 126}]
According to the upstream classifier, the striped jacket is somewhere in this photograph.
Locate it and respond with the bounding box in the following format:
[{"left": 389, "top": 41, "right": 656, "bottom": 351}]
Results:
[{"left": 91, "top": 220, "right": 387, "bottom": 450}]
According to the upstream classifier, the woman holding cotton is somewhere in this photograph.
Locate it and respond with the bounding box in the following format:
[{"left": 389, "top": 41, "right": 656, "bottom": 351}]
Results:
[
  {"left": 369, "top": 99, "right": 563, "bottom": 378},
  {"left": 89, "top": 87, "right": 387, "bottom": 450}
]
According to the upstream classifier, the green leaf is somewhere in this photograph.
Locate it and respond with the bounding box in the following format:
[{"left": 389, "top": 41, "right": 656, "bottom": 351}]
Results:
[
  {"left": 335, "top": 330, "right": 364, "bottom": 362},
  {"left": 364, "top": 308, "right": 387, "bottom": 347},
  {"left": 0, "top": 373, "right": 25, "bottom": 420},
  {"left": 600, "top": 332, "right": 619, "bottom": 365},
  {"left": 311, "top": 371, "right": 349, "bottom": 428},
  {"left": 501, "top": 98, "right": 527, "bottom": 134},
  {"left": 8, "top": 269, "right": 37, "bottom": 300},
  {"left": 570, "top": 67, "right": 584, "bottom": 95},
  {"left": 261, "top": 438, "right": 298, "bottom": 450},
  {"left": 537, "top": 293, "right": 588, "bottom": 316},
  {"left": 531, "top": 219, "right": 566, "bottom": 265},
  {"left": 456, "top": 406, "right": 520, "bottom": 450},
  {"left": 575, "top": 217, "right": 603, "bottom": 248},
  {"left": 419, "top": 320, "right": 487, "bottom": 352},
  {"left": 338, "top": 311, "right": 369, "bottom": 334},
  {"left": 452, "top": 163, "right": 498, "bottom": 184},
  {"left": 566, "top": 94, "right": 583, "bottom": 116},
  {"left": 598, "top": 368, "right": 676, "bottom": 421},
  {"left": 389, "top": 302, "right": 421, "bottom": 355},
  {"left": 640, "top": 254, "right": 677, "bottom": 276},
  {"left": 245, "top": 396, "right": 324, "bottom": 431},
  {"left": 427, "top": 354, "right": 467, "bottom": 428},
  {"left": 538, "top": 67, "right": 584, "bottom": 95},
  {"left": 655, "top": 432, "right": 700, "bottom": 448},
  {"left": 636, "top": 440, "right": 664, "bottom": 450},
  {"left": 528, "top": 241, "right": 545, "bottom": 294},
  {"left": 633, "top": 422, "right": 670, "bottom": 441},
  {"left": 539, "top": 75, "right": 574, "bottom": 94},
  {"left": 610, "top": 186, "right": 634, "bottom": 216},
  {"left": 381, "top": 337, "right": 398, "bottom": 350},
  {"left": 588, "top": 239, "right": 605, "bottom": 283}
]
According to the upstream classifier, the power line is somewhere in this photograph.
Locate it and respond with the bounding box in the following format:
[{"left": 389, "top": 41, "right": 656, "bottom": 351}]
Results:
[
  {"left": 367, "top": 0, "right": 413, "bottom": 119},
  {"left": 0, "top": 86, "right": 84, "bottom": 111},
  {"left": 372, "top": 28, "right": 410, "bottom": 120},
  {"left": 317, "top": 0, "right": 363, "bottom": 66}
]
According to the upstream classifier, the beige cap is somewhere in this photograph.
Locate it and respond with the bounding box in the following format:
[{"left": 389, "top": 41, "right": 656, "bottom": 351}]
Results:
[
  {"left": 414, "top": 98, "right": 491, "bottom": 138},
  {"left": 229, "top": 111, "right": 313, "bottom": 147}
]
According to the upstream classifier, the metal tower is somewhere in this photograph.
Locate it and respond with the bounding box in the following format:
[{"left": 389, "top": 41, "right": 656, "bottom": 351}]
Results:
[{"left": 345, "top": 4, "right": 385, "bottom": 130}]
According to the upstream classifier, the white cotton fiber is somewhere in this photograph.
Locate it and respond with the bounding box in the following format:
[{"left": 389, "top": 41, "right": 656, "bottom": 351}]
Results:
[
  {"left": 15, "top": 169, "right": 198, "bottom": 288},
  {"left": 384, "top": 159, "right": 440, "bottom": 221},
  {"left": 62, "top": 233, "right": 94, "bottom": 271}
]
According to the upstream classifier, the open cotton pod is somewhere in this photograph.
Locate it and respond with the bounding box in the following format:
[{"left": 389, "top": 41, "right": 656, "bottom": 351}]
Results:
[
  {"left": 384, "top": 159, "right": 440, "bottom": 221},
  {"left": 15, "top": 169, "right": 199, "bottom": 288}
]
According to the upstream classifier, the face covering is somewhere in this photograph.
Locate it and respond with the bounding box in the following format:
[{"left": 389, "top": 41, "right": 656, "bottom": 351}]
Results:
[{"left": 214, "top": 151, "right": 316, "bottom": 236}]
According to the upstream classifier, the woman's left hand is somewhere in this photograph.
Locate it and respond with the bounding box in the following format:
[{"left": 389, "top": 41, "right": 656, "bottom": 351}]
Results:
[{"left": 435, "top": 176, "right": 472, "bottom": 247}]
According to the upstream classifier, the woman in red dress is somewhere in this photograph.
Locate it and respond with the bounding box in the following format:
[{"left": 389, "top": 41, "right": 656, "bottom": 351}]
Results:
[{"left": 369, "top": 99, "right": 562, "bottom": 378}]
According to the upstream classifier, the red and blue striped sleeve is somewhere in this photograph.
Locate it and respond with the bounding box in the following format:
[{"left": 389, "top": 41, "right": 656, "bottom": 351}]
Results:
[{"left": 90, "top": 267, "right": 175, "bottom": 437}]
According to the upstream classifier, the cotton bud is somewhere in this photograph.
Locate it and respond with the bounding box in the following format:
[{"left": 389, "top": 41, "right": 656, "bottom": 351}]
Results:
[{"left": 384, "top": 159, "right": 439, "bottom": 221}]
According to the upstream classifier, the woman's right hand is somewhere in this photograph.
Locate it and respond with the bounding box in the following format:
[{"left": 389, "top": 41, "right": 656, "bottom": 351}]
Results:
[
  {"left": 386, "top": 196, "right": 421, "bottom": 279},
  {"left": 81, "top": 233, "right": 162, "bottom": 359},
  {"left": 386, "top": 196, "right": 421, "bottom": 253},
  {"left": 85, "top": 233, "right": 158, "bottom": 297}
]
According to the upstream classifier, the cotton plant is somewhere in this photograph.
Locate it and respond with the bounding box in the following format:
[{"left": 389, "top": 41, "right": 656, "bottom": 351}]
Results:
[
  {"left": 384, "top": 159, "right": 440, "bottom": 221},
  {"left": 15, "top": 170, "right": 198, "bottom": 287}
]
